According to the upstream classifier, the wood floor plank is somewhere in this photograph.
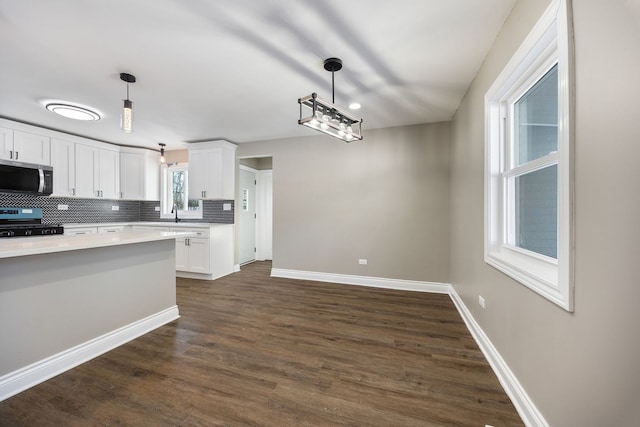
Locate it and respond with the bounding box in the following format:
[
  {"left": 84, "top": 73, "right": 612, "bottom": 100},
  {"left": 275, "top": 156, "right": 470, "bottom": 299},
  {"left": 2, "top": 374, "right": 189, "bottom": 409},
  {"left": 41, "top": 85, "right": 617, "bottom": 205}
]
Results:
[{"left": 0, "top": 261, "right": 523, "bottom": 426}]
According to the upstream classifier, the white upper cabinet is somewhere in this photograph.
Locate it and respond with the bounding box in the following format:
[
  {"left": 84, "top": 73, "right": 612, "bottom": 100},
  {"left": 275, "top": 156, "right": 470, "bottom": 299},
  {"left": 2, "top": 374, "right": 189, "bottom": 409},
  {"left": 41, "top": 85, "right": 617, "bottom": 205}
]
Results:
[
  {"left": 188, "top": 140, "right": 236, "bottom": 200},
  {"left": 0, "top": 127, "right": 14, "bottom": 161},
  {"left": 50, "top": 138, "right": 76, "bottom": 196},
  {"left": 0, "top": 126, "right": 51, "bottom": 165},
  {"left": 75, "top": 143, "right": 120, "bottom": 199},
  {"left": 120, "top": 148, "right": 160, "bottom": 200}
]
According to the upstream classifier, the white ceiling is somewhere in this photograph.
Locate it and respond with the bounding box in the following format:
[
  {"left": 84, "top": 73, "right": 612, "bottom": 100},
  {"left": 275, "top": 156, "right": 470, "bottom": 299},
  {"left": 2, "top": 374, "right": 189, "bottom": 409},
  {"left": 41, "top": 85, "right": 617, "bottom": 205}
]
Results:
[{"left": 0, "top": 0, "right": 515, "bottom": 150}]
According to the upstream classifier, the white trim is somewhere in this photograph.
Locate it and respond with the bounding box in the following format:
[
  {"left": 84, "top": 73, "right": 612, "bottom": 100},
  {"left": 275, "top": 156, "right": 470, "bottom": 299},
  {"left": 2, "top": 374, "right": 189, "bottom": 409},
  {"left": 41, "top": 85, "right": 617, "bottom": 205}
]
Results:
[
  {"left": 448, "top": 289, "right": 548, "bottom": 427},
  {"left": 234, "top": 263, "right": 241, "bottom": 272},
  {"left": 271, "top": 268, "right": 451, "bottom": 294},
  {"left": 256, "top": 170, "right": 273, "bottom": 261},
  {"left": 0, "top": 306, "right": 179, "bottom": 402},
  {"left": 484, "top": 0, "right": 574, "bottom": 311},
  {"left": 160, "top": 163, "right": 203, "bottom": 220},
  {"left": 239, "top": 164, "right": 258, "bottom": 173},
  {"left": 271, "top": 268, "right": 548, "bottom": 426}
]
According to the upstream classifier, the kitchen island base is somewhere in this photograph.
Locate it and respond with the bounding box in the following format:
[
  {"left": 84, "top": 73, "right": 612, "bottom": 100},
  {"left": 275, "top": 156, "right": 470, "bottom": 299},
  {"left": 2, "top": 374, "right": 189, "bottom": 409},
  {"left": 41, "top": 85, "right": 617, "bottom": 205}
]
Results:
[{"left": 0, "top": 237, "right": 178, "bottom": 401}]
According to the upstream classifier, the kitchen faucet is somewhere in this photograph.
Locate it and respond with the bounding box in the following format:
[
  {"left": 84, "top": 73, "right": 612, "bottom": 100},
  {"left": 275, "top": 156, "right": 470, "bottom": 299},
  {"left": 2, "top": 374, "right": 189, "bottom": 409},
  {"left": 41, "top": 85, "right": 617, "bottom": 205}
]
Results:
[{"left": 171, "top": 204, "right": 180, "bottom": 223}]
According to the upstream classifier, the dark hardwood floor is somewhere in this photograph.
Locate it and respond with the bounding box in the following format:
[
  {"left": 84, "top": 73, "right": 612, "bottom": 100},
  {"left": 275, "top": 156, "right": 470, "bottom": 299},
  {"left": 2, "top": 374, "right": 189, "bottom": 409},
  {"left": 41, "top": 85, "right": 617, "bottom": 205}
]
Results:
[{"left": 0, "top": 261, "right": 523, "bottom": 426}]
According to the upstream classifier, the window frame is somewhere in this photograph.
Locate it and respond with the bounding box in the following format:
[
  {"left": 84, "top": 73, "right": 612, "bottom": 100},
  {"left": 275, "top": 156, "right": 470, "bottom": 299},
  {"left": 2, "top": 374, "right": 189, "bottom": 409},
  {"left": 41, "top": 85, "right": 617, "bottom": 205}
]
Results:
[
  {"left": 160, "top": 163, "right": 203, "bottom": 220},
  {"left": 484, "top": 0, "right": 574, "bottom": 311}
]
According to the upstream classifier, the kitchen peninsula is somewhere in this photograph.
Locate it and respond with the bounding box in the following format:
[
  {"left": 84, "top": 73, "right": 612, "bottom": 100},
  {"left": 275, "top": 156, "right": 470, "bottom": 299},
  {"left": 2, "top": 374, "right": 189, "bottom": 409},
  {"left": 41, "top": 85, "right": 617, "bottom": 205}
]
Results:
[{"left": 0, "top": 230, "right": 187, "bottom": 401}]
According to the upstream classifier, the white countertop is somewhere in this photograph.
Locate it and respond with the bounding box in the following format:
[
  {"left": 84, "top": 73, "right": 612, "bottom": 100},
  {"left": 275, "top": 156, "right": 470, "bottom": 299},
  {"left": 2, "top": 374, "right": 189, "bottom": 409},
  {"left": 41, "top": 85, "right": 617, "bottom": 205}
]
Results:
[
  {"left": 64, "top": 222, "right": 232, "bottom": 228},
  {"left": 0, "top": 231, "right": 195, "bottom": 259}
]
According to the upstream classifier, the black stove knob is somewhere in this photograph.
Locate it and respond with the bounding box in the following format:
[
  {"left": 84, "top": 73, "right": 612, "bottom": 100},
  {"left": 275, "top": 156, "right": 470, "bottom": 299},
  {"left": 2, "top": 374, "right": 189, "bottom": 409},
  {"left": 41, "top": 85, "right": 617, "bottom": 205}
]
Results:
[{"left": 25, "top": 230, "right": 32, "bottom": 236}]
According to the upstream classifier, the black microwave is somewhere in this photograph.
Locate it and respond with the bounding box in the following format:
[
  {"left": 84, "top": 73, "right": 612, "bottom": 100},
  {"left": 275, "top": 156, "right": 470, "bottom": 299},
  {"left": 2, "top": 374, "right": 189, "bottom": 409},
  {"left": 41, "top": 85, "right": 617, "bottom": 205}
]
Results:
[{"left": 0, "top": 159, "right": 53, "bottom": 195}]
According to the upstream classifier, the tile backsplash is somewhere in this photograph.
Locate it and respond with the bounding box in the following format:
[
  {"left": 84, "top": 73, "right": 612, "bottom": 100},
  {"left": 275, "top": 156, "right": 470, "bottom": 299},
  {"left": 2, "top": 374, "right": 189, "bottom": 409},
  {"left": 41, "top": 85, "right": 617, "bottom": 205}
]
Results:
[{"left": 0, "top": 193, "right": 234, "bottom": 224}]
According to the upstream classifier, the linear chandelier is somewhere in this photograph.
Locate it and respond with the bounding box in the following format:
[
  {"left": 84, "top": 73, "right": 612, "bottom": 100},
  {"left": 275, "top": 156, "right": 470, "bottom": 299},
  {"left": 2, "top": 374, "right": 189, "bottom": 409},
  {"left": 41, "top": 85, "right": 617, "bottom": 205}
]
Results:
[{"left": 298, "top": 58, "right": 363, "bottom": 142}]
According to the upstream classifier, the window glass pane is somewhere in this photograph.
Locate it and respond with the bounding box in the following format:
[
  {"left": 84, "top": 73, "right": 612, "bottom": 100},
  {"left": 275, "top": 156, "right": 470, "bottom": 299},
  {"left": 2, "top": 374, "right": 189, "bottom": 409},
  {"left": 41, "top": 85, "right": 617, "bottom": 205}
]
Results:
[
  {"left": 172, "top": 170, "right": 186, "bottom": 210},
  {"left": 514, "top": 64, "right": 558, "bottom": 166},
  {"left": 514, "top": 164, "right": 557, "bottom": 258},
  {"left": 187, "top": 199, "right": 200, "bottom": 211}
]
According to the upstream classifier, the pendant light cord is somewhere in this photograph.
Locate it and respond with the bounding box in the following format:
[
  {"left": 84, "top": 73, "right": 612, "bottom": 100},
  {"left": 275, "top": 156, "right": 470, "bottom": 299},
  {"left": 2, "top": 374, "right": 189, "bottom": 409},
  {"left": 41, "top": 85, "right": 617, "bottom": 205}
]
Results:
[{"left": 332, "top": 70, "right": 335, "bottom": 103}]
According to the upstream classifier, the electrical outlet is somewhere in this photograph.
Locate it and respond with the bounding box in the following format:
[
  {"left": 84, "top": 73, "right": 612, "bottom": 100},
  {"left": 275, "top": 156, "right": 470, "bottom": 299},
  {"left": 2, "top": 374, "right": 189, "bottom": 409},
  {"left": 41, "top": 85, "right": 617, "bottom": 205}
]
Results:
[
  {"left": 57, "top": 204, "right": 69, "bottom": 210},
  {"left": 154, "top": 206, "right": 160, "bottom": 212},
  {"left": 358, "top": 259, "right": 367, "bottom": 265},
  {"left": 479, "top": 295, "right": 486, "bottom": 309},
  {"left": 111, "top": 206, "right": 119, "bottom": 211},
  {"left": 223, "top": 203, "right": 232, "bottom": 211}
]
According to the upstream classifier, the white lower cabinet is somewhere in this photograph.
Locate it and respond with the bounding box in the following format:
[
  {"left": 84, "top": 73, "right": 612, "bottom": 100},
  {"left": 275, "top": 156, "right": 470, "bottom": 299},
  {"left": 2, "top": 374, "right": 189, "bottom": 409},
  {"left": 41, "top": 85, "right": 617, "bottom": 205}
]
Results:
[
  {"left": 71, "top": 223, "right": 234, "bottom": 280},
  {"left": 175, "top": 236, "right": 210, "bottom": 273},
  {"left": 173, "top": 227, "right": 210, "bottom": 274}
]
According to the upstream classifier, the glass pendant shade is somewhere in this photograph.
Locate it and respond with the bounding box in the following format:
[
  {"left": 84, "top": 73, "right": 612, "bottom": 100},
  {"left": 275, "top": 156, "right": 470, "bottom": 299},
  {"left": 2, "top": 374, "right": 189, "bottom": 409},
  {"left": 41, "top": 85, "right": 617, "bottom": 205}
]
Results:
[{"left": 122, "top": 99, "right": 133, "bottom": 133}]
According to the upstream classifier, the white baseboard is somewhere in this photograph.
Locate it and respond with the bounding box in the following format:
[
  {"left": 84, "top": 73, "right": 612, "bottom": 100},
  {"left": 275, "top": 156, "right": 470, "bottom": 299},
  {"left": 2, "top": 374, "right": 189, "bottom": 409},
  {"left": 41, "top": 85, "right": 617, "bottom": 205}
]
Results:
[
  {"left": 444, "top": 289, "right": 547, "bottom": 427},
  {"left": 0, "top": 306, "right": 179, "bottom": 402},
  {"left": 271, "top": 267, "right": 547, "bottom": 427},
  {"left": 233, "top": 264, "right": 241, "bottom": 272},
  {"left": 271, "top": 268, "right": 451, "bottom": 294}
]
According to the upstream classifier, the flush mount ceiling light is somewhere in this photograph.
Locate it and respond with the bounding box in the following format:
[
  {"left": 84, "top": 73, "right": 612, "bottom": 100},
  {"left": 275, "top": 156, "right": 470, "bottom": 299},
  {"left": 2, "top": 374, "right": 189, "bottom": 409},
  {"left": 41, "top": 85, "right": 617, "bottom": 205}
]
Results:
[
  {"left": 120, "top": 72, "right": 136, "bottom": 133},
  {"left": 159, "top": 143, "right": 166, "bottom": 164},
  {"left": 45, "top": 103, "right": 101, "bottom": 121},
  {"left": 298, "top": 58, "right": 363, "bottom": 142}
]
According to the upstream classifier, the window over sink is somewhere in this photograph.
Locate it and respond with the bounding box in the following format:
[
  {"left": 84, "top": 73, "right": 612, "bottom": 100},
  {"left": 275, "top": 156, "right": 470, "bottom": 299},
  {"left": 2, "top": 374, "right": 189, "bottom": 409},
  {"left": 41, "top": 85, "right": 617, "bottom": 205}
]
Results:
[{"left": 161, "top": 163, "right": 202, "bottom": 220}]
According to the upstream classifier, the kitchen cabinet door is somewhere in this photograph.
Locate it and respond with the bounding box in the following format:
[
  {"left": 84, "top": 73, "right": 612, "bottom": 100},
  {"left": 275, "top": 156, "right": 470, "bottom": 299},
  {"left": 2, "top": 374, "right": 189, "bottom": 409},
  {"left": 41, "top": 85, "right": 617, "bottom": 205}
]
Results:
[
  {"left": 188, "top": 141, "right": 236, "bottom": 200},
  {"left": 75, "top": 144, "right": 119, "bottom": 198},
  {"left": 175, "top": 237, "right": 189, "bottom": 271},
  {"left": 51, "top": 138, "right": 76, "bottom": 196},
  {"left": 75, "top": 143, "right": 99, "bottom": 198},
  {"left": 120, "top": 149, "right": 159, "bottom": 200},
  {"left": 188, "top": 151, "right": 208, "bottom": 198},
  {"left": 98, "top": 148, "right": 119, "bottom": 199},
  {"left": 13, "top": 130, "right": 51, "bottom": 165},
  {"left": 120, "top": 152, "right": 144, "bottom": 200},
  {"left": 0, "top": 128, "right": 50, "bottom": 164},
  {"left": 0, "top": 127, "right": 14, "bottom": 160},
  {"left": 187, "top": 238, "right": 210, "bottom": 273}
]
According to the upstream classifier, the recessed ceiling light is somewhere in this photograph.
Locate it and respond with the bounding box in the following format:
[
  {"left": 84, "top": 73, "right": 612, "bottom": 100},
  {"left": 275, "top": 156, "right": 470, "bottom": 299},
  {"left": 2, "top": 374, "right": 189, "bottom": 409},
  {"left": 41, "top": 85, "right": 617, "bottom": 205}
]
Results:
[
  {"left": 349, "top": 102, "right": 361, "bottom": 110},
  {"left": 46, "top": 103, "right": 101, "bottom": 121}
]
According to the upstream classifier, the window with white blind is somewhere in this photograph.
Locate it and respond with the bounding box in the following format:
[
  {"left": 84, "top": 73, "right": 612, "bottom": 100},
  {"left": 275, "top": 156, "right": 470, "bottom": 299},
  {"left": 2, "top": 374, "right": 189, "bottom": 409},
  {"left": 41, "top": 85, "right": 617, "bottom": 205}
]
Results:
[{"left": 484, "top": 0, "right": 574, "bottom": 311}]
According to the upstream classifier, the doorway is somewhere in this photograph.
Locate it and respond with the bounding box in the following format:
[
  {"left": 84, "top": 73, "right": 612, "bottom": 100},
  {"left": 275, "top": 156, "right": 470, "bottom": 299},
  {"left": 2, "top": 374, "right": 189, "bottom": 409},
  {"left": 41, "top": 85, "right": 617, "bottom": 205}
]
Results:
[{"left": 238, "top": 158, "right": 273, "bottom": 265}]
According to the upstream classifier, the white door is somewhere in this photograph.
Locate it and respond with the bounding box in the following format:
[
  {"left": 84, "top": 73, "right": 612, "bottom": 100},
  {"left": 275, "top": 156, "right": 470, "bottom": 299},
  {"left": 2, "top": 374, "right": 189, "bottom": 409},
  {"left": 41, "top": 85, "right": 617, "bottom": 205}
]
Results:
[
  {"left": 257, "top": 170, "right": 273, "bottom": 260},
  {"left": 238, "top": 167, "right": 257, "bottom": 265}
]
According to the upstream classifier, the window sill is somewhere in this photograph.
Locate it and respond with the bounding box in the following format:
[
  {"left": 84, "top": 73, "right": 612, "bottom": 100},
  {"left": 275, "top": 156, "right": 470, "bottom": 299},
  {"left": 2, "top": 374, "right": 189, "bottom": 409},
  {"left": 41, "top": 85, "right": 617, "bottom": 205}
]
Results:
[
  {"left": 485, "top": 247, "right": 571, "bottom": 311},
  {"left": 160, "top": 212, "right": 203, "bottom": 220}
]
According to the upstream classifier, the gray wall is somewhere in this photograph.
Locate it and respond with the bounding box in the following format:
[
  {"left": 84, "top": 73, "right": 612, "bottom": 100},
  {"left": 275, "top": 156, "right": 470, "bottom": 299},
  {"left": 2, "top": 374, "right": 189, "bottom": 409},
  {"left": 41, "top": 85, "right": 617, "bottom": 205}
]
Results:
[
  {"left": 449, "top": 0, "right": 640, "bottom": 425},
  {"left": 237, "top": 122, "right": 450, "bottom": 283},
  {"left": 0, "top": 240, "right": 176, "bottom": 376}
]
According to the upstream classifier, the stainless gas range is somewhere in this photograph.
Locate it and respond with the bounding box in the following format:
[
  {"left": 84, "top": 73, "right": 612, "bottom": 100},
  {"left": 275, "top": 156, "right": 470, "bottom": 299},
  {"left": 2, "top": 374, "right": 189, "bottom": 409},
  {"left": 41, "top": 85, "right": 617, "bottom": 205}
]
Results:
[{"left": 0, "top": 207, "right": 64, "bottom": 238}]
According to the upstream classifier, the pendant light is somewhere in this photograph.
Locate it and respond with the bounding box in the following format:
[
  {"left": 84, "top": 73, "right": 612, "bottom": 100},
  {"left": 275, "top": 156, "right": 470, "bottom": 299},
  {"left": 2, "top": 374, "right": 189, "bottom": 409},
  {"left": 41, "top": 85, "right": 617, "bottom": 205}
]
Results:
[
  {"left": 120, "top": 73, "right": 136, "bottom": 133},
  {"left": 298, "top": 58, "right": 363, "bottom": 142},
  {"left": 159, "top": 143, "right": 166, "bottom": 164}
]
